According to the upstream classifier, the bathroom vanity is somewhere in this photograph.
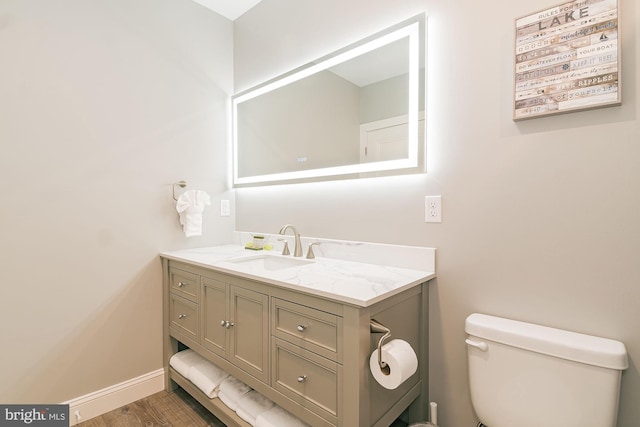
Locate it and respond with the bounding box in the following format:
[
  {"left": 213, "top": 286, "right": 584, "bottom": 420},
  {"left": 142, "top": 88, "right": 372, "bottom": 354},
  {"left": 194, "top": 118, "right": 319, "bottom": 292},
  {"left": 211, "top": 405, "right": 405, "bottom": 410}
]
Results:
[{"left": 161, "top": 240, "right": 435, "bottom": 427}]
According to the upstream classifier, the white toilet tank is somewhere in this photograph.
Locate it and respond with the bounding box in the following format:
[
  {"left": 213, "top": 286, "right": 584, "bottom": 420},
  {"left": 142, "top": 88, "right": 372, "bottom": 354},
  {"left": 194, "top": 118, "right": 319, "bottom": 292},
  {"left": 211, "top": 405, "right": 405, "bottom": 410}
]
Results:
[{"left": 465, "top": 313, "right": 627, "bottom": 427}]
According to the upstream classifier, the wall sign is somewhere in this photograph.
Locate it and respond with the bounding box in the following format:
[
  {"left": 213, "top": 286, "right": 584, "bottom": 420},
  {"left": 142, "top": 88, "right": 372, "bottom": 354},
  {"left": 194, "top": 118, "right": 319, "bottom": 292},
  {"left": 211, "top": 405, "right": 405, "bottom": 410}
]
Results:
[{"left": 514, "top": 0, "right": 620, "bottom": 120}]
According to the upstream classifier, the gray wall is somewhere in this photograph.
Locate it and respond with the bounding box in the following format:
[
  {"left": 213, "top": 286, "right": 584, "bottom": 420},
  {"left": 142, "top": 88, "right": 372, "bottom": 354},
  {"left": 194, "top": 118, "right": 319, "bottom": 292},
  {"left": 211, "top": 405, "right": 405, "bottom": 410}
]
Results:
[
  {"left": 0, "top": 0, "right": 233, "bottom": 403},
  {"left": 360, "top": 73, "right": 410, "bottom": 124},
  {"left": 234, "top": 0, "right": 640, "bottom": 426}
]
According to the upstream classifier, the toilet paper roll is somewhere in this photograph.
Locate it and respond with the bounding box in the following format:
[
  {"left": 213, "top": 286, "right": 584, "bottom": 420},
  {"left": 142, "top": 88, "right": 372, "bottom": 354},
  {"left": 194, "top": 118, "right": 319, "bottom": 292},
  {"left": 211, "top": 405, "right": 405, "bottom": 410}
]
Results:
[{"left": 369, "top": 339, "right": 418, "bottom": 390}]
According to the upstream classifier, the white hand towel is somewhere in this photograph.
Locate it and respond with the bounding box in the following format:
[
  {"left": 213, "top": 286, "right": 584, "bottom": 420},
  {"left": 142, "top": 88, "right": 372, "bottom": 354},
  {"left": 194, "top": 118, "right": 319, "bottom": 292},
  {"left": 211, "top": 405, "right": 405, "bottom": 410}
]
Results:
[
  {"left": 189, "top": 359, "right": 229, "bottom": 399},
  {"left": 176, "top": 190, "right": 211, "bottom": 237},
  {"left": 236, "top": 390, "right": 275, "bottom": 426},
  {"left": 169, "top": 349, "right": 204, "bottom": 380},
  {"left": 255, "top": 406, "right": 311, "bottom": 427},
  {"left": 219, "top": 376, "right": 252, "bottom": 411}
]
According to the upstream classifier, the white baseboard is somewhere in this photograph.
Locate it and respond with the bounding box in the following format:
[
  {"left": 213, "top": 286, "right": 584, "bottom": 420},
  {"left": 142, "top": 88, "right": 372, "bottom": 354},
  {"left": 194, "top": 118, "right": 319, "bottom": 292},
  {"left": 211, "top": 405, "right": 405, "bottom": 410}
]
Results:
[{"left": 63, "top": 368, "right": 165, "bottom": 425}]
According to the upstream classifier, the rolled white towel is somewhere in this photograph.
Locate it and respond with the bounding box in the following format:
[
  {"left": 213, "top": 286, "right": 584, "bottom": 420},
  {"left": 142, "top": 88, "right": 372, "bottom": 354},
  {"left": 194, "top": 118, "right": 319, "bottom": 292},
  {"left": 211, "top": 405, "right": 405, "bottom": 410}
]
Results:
[
  {"left": 169, "top": 349, "right": 204, "bottom": 379},
  {"left": 219, "top": 376, "right": 252, "bottom": 411},
  {"left": 255, "top": 406, "right": 310, "bottom": 427},
  {"left": 189, "top": 359, "right": 229, "bottom": 398},
  {"left": 236, "top": 390, "right": 275, "bottom": 426}
]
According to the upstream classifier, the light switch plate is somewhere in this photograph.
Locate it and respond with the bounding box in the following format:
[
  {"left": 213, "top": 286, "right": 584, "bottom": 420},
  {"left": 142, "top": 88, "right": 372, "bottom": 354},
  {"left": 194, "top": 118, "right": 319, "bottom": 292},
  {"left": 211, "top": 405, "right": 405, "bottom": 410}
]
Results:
[{"left": 220, "top": 199, "right": 230, "bottom": 216}]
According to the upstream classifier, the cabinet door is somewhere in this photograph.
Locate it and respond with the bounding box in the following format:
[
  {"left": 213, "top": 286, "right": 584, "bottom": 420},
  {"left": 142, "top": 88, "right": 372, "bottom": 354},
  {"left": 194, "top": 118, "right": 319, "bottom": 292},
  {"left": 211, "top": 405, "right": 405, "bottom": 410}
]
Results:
[
  {"left": 201, "top": 277, "right": 228, "bottom": 357},
  {"left": 230, "top": 286, "right": 270, "bottom": 383}
]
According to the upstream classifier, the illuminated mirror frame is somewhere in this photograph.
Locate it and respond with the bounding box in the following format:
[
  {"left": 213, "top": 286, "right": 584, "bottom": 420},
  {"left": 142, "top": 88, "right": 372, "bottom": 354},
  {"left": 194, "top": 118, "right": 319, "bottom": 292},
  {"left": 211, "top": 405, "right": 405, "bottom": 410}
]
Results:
[{"left": 232, "top": 15, "right": 425, "bottom": 186}]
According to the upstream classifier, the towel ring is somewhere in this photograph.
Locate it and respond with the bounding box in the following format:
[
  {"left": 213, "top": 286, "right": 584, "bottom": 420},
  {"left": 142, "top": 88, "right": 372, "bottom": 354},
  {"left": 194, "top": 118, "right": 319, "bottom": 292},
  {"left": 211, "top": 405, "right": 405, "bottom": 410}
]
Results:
[
  {"left": 173, "top": 181, "right": 187, "bottom": 201},
  {"left": 370, "top": 319, "right": 392, "bottom": 372}
]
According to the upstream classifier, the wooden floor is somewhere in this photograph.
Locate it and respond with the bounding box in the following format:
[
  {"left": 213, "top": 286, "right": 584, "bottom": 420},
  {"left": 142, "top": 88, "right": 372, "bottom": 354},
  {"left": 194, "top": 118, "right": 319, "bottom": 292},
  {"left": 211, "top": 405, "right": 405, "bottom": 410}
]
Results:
[
  {"left": 78, "top": 386, "right": 409, "bottom": 427},
  {"left": 78, "top": 388, "right": 225, "bottom": 427}
]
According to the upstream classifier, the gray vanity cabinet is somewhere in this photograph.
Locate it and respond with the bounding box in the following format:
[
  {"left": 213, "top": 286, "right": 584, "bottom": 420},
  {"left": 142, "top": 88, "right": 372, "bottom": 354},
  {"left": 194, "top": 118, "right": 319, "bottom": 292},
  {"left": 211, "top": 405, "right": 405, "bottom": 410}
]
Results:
[
  {"left": 271, "top": 298, "right": 343, "bottom": 424},
  {"left": 168, "top": 267, "right": 200, "bottom": 344},
  {"left": 162, "top": 257, "right": 429, "bottom": 427},
  {"left": 228, "top": 285, "right": 270, "bottom": 383},
  {"left": 201, "top": 277, "right": 227, "bottom": 356},
  {"left": 201, "top": 275, "right": 270, "bottom": 384}
]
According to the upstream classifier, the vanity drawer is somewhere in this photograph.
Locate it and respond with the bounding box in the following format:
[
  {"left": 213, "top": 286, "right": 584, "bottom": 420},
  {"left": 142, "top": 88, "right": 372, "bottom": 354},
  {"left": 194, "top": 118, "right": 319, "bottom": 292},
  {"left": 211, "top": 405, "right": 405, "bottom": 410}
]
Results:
[
  {"left": 170, "top": 294, "right": 198, "bottom": 339},
  {"left": 272, "top": 298, "right": 341, "bottom": 362},
  {"left": 272, "top": 338, "right": 339, "bottom": 424},
  {"left": 169, "top": 267, "right": 199, "bottom": 302}
]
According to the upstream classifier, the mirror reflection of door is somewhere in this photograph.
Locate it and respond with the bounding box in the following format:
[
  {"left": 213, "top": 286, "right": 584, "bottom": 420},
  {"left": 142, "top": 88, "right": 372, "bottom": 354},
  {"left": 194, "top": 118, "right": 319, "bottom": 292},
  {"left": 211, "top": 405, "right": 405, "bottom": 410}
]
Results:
[{"left": 360, "top": 114, "right": 424, "bottom": 163}]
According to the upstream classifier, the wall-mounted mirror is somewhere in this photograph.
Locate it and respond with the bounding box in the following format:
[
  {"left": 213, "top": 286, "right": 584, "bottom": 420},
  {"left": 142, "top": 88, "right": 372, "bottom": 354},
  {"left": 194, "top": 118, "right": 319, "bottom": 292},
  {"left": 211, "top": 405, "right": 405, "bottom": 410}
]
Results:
[{"left": 232, "top": 14, "right": 426, "bottom": 186}]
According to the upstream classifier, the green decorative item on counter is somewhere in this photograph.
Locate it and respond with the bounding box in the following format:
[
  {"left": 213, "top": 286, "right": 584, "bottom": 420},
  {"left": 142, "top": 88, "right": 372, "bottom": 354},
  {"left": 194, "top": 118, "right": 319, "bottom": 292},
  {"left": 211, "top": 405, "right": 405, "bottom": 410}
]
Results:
[{"left": 245, "top": 235, "right": 272, "bottom": 251}]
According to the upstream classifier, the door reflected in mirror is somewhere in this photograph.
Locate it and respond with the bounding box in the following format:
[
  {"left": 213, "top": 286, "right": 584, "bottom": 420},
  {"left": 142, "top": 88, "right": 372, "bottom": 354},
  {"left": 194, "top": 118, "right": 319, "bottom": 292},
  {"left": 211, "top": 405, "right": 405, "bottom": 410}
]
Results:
[{"left": 233, "top": 14, "right": 426, "bottom": 186}]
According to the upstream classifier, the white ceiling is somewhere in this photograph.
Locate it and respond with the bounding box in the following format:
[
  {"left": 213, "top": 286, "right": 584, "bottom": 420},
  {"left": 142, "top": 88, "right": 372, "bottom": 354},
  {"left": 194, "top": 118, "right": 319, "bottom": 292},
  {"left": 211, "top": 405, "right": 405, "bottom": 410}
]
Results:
[
  {"left": 191, "top": 0, "right": 263, "bottom": 21},
  {"left": 190, "top": 0, "right": 410, "bottom": 88}
]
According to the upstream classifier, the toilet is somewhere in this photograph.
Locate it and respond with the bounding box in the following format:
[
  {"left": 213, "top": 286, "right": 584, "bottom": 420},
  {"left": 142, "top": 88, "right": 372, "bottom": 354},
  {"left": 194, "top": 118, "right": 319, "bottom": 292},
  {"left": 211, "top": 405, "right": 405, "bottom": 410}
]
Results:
[{"left": 465, "top": 313, "right": 628, "bottom": 427}]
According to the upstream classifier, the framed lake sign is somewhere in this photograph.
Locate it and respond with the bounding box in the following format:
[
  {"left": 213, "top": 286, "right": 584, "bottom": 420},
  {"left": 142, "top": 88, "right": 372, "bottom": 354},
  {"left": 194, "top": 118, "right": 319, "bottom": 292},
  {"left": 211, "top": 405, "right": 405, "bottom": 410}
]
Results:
[{"left": 514, "top": 0, "right": 620, "bottom": 120}]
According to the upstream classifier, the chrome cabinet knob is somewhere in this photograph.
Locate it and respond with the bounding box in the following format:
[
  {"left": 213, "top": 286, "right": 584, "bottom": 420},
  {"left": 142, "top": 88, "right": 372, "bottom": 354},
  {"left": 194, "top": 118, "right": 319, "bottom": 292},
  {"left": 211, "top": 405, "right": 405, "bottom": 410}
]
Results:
[
  {"left": 220, "top": 320, "right": 234, "bottom": 328},
  {"left": 177, "top": 282, "right": 186, "bottom": 288},
  {"left": 178, "top": 314, "right": 187, "bottom": 319},
  {"left": 297, "top": 375, "right": 307, "bottom": 383},
  {"left": 296, "top": 324, "right": 307, "bottom": 332}
]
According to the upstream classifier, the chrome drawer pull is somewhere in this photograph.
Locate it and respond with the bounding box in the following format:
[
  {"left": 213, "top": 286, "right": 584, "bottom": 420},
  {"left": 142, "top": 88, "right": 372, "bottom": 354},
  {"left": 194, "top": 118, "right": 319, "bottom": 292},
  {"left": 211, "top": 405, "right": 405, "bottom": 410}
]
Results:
[
  {"left": 178, "top": 314, "right": 187, "bottom": 319},
  {"left": 177, "top": 282, "right": 186, "bottom": 288},
  {"left": 297, "top": 375, "right": 307, "bottom": 383},
  {"left": 296, "top": 324, "right": 307, "bottom": 332},
  {"left": 220, "top": 320, "right": 234, "bottom": 328}
]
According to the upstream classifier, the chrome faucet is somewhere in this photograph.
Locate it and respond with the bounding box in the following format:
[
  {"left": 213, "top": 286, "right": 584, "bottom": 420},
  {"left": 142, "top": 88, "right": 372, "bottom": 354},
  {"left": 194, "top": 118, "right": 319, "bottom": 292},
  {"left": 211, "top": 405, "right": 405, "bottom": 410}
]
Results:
[{"left": 279, "top": 224, "right": 302, "bottom": 257}]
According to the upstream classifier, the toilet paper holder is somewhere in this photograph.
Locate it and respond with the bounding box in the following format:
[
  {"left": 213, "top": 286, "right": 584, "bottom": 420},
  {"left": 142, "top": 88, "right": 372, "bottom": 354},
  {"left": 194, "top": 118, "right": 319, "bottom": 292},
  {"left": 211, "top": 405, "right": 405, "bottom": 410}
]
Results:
[{"left": 370, "top": 319, "right": 392, "bottom": 372}]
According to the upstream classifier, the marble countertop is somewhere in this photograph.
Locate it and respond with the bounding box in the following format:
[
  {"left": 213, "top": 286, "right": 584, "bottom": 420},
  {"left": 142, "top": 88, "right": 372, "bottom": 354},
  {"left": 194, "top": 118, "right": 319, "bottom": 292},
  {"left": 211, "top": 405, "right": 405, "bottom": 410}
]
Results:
[{"left": 160, "top": 244, "right": 436, "bottom": 307}]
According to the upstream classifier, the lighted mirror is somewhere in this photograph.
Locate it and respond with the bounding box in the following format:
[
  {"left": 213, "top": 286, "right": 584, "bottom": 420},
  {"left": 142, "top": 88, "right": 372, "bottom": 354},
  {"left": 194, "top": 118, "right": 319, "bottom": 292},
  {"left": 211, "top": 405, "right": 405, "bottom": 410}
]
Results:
[{"left": 232, "top": 14, "right": 426, "bottom": 186}]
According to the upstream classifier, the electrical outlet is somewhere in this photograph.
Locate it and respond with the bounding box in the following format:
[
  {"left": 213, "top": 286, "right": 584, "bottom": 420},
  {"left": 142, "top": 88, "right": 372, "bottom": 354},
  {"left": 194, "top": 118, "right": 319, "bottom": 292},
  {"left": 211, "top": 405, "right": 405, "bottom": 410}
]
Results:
[
  {"left": 220, "top": 200, "right": 230, "bottom": 217},
  {"left": 425, "top": 195, "right": 442, "bottom": 223}
]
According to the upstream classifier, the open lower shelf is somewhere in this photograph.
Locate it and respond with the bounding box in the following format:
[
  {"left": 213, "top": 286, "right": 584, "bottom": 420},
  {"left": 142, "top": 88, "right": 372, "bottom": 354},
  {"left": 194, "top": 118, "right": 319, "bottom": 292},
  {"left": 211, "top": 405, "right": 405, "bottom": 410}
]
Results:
[{"left": 169, "top": 367, "right": 251, "bottom": 427}]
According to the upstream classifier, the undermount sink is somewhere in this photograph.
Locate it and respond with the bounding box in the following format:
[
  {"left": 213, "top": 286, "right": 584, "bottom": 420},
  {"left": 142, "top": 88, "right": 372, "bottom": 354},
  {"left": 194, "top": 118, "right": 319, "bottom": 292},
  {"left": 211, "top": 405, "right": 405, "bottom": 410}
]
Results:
[{"left": 228, "top": 254, "right": 314, "bottom": 271}]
